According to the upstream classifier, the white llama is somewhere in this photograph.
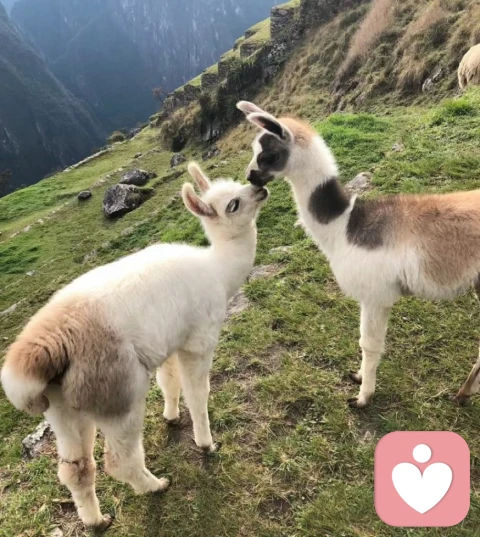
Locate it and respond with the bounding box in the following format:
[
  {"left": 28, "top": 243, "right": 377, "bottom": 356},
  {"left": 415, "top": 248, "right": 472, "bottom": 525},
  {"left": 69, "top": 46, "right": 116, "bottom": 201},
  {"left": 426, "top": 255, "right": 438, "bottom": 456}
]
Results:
[{"left": 1, "top": 163, "right": 268, "bottom": 529}]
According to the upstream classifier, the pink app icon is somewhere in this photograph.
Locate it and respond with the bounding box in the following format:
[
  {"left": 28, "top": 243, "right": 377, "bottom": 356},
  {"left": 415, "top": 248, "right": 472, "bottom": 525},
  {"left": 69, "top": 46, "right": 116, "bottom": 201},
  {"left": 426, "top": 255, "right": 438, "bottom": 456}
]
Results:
[{"left": 375, "top": 431, "right": 470, "bottom": 527}]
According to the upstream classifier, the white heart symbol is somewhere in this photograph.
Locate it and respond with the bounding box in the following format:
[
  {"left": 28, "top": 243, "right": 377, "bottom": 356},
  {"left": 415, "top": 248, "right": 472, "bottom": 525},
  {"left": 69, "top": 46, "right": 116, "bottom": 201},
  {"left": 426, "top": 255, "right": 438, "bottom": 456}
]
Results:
[{"left": 392, "top": 462, "right": 453, "bottom": 514}]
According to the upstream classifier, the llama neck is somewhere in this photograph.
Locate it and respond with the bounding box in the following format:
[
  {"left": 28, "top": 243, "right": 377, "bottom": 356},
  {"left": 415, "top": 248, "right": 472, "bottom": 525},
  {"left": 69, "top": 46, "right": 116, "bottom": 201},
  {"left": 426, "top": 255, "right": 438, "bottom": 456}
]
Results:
[
  {"left": 286, "top": 140, "right": 351, "bottom": 255},
  {"left": 210, "top": 225, "right": 257, "bottom": 299}
]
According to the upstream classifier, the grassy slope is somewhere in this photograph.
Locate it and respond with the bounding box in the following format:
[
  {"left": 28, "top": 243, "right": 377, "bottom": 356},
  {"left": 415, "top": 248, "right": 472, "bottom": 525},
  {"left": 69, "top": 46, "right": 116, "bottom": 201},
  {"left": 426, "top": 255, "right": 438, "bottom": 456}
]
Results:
[
  {"left": 2, "top": 88, "right": 480, "bottom": 536},
  {"left": 2, "top": 2, "right": 480, "bottom": 534}
]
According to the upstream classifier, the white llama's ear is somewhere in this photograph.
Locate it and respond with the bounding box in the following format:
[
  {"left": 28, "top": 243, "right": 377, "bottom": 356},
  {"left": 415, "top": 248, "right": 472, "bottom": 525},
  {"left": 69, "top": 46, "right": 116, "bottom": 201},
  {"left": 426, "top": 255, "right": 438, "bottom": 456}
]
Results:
[
  {"left": 236, "top": 101, "right": 266, "bottom": 115},
  {"left": 246, "top": 112, "right": 292, "bottom": 142},
  {"left": 188, "top": 162, "right": 211, "bottom": 192},
  {"left": 182, "top": 183, "right": 216, "bottom": 218}
]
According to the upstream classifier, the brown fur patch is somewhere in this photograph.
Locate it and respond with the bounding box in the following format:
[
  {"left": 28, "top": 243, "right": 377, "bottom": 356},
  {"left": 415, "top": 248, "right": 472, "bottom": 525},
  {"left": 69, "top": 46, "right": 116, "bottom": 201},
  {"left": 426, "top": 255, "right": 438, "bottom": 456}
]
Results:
[
  {"left": 6, "top": 299, "right": 136, "bottom": 417},
  {"left": 398, "top": 191, "right": 480, "bottom": 287},
  {"left": 279, "top": 117, "right": 316, "bottom": 147}
]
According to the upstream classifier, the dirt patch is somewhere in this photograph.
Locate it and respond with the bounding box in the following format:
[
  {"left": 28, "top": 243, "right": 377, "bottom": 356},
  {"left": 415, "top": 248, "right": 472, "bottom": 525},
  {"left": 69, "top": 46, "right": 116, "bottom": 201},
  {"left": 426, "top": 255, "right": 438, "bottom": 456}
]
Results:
[{"left": 258, "top": 496, "right": 292, "bottom": 519}]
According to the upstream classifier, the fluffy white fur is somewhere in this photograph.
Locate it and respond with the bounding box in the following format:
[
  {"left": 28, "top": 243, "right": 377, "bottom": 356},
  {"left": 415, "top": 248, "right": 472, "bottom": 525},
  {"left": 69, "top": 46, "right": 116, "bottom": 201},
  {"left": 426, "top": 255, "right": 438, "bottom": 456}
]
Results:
[{"left": 1, "top": 162, "right": 268, "bottom": 528}]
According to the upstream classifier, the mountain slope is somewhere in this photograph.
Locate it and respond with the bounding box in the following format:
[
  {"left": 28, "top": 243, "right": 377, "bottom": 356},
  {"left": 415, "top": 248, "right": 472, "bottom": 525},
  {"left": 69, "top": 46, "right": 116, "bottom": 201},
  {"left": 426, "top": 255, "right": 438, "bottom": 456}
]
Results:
[
  {"left": 0, "top": 3, "right": 104, "bottom": 193},
  {"left": 11, "top": 0, "right": 282, "bottom": 131}
]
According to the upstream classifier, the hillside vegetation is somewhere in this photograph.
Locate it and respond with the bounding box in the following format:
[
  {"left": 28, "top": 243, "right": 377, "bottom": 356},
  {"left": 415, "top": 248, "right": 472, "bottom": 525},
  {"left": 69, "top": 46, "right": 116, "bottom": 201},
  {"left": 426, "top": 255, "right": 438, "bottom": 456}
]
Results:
[{"left": 1, "top": 0, "right": 480, "bottom": 535}]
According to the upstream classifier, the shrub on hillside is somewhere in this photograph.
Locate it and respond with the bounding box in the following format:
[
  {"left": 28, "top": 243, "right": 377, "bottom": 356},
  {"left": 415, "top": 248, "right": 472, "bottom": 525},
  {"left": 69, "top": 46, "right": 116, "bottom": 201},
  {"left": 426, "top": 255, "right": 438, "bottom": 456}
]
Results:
[
  {"left": 108, "top": 130, "right": 126, "bottom": 144},
  {"left": 431, "top": 96, "right": 477, "bottom": 124}
]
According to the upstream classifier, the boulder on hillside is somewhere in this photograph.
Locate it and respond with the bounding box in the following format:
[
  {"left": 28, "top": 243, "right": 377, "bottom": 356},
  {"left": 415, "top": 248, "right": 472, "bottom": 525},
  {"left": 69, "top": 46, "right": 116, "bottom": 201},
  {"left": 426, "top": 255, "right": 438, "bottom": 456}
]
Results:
[
  {"left": 202, "top": 145, "right": 220, "bottom": 160},
  {"left": 78, "top": 190, "right": 92, "bottom": 201},
  {"left": 346, "top": 172, "right": 373, "bottom": 194},
  {"left": 103, "top": 184, "right": 153, "bottom": 218},
  {"left": 127, "top": 127, "right": 142, "bottom": 139},
  {"left": 170, "top": 153, "right": 187, "bottom": 168},
  {"left": 120, "top": 169, "right": 156, "bottom": 186}
]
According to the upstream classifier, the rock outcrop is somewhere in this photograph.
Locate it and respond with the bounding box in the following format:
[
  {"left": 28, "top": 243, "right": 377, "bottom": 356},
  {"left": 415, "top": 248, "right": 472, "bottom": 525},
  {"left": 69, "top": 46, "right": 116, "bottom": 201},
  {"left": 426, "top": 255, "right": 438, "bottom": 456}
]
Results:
[
  {"left": 120, "top": 169, "right": 156, "bottom": 186},
  {"left": 103, "top": 184, "right": 153, "bottom": 218}
]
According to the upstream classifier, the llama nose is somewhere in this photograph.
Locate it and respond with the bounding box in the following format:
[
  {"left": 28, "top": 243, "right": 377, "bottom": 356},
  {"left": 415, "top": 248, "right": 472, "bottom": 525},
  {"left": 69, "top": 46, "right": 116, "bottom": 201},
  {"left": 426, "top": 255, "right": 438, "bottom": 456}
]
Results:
[{"left": 247, "top": 169, "right": 265, "bottom": 187}]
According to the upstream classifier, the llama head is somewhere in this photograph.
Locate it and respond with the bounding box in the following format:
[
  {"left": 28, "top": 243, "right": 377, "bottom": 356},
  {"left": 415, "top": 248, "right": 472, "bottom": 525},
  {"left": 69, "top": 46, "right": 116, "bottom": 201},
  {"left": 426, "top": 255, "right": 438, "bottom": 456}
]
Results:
[
  {"left": 237, "top": 101, "right": 338, "bottom": 187},
  {"left": 182, "top": 162, "right": 269, "bottom": 241}
]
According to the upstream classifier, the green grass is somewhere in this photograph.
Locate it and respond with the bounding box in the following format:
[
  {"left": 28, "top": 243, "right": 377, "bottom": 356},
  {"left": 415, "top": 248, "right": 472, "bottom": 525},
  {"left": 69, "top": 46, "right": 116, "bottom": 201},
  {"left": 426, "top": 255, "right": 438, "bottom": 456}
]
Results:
[
  {"left": 203, "top": 63, "right": 219, "bottom": 76},
  {"left": 2, "top": 90, "right": 480, "bottom": 536},
  {"left": 276, "top": 0, "right": 301, "bottom": 10},
  {"left": 244, "top": 19, "right": 271, "bottom": 46},
  {"left": 187, "top": 75, "right": 202, "bottom": 88}
]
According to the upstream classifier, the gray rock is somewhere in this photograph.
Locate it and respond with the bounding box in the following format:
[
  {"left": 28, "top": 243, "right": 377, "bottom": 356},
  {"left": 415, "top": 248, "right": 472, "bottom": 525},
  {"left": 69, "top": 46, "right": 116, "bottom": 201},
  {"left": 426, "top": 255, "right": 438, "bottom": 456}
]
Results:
[
  {"left": 78, "top": 190, "right": 92, "bottom": 201},
  {"left": 422, "top": 67, "right": 443, "bottom": 93},
  {"left": 249, "top": 264, "right": 280, "bottom": 281},
  {"left": 0, "top": 302, "right": 20, "bottom": 316},
  {"left": 103, "top": 184, "right": 153, "bottom": 218},
  {"left": 346, "top": 172, "right": 373, "bottom": 194},
  {"left": 170, "top": 153, "right": 187, "bottom": 168},
  {"left": 134, "top": 152, "right": 143, "bottom": 159},
  {"left": 36, "top": 218, "right": 45, "bottom": 225},
  {"left": 26, "top": 271, "right": 36, "bottom": 277},
  {"left": 202, "top": 145, "right": 221, "bottom": 160},
  {"left": 120, "top": 169, "right": 155, "bottom": 187},
  {"left": 22, "top": 421, "right": 52, "bottom": 459},
  {"left": 127, "top": 127, "right": 142, "bottom": 139},
  {"left": 227, "top": 291, "right": 251, "bottom": 317},
  {"left": 23, "top": 225, "right": 31, "bottom": 233}
]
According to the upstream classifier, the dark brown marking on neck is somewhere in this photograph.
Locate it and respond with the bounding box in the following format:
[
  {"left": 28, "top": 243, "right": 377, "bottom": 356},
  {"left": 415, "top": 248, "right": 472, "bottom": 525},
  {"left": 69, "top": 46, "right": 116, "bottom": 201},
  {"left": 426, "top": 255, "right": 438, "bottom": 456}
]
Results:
[{"left": 308, "top": 177, "right": 350, "bottom": 225}]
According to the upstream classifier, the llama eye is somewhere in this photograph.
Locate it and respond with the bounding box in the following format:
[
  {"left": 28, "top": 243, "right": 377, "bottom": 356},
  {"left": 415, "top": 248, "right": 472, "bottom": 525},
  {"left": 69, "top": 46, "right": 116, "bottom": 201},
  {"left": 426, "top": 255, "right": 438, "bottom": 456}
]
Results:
[{"left": 226, "top": 198, "right": 240, "bottom": 214}]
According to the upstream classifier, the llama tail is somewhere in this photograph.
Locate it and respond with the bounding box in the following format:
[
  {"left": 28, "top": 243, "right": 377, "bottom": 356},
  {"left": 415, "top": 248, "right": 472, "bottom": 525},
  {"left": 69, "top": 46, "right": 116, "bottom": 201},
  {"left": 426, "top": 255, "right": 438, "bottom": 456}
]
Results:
[{"left": 1, "top": 323, "right": 69, "bottom": 415}]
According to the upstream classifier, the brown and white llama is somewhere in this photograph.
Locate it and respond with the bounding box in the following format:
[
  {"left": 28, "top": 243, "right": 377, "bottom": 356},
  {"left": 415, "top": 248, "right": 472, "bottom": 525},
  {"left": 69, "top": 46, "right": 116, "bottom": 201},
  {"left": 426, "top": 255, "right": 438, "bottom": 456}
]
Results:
[{"left": 238, "top": 100, "right": 480, "bottom": 409}]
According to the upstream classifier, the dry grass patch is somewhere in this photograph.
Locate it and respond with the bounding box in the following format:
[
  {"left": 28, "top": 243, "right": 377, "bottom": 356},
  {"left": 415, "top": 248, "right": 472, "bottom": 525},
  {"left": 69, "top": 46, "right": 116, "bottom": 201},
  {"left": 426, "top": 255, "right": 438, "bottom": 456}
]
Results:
[
  {"left": 338, "top": 0, "right": 395, "bottom": 79},
  {"left": 405, "top": 0, "right": 449, "bottom": 40}
]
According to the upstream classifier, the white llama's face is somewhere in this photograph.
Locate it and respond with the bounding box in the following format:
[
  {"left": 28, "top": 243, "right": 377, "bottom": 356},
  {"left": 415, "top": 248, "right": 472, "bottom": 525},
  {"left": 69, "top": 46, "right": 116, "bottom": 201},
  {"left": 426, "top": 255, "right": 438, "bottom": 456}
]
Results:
[{"left": 182, "top": 163, "right": 268, "bottom": 237}]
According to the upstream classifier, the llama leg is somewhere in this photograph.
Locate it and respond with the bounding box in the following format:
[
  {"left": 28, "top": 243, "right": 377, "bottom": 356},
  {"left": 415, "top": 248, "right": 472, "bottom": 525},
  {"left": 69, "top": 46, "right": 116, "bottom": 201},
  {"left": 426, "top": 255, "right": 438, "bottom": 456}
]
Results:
[
  {"left": 177, "top": 350, "right": 217, "bottom": 452},
  {"left": 453, "top": 349, "right": 480, "bottom": 405},
  {"left": 349, "top": 304, "right": 391, "bottom": 409},
  {"left": 156, "top": 354, "right": 181, "bottom": 422},
  {"left": 99, "top": 402, "right": 170, "bottom": 494},
  {"left": 45, "top": 392, "right": 110, "bottom": 529}
]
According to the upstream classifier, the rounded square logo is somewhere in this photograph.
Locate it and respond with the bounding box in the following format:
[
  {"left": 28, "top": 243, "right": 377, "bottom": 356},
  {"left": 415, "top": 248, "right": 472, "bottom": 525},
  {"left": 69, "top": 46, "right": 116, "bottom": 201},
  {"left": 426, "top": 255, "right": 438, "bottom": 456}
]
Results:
[{"left": 374, "top": 431, "right": 470, "bottom": 527}]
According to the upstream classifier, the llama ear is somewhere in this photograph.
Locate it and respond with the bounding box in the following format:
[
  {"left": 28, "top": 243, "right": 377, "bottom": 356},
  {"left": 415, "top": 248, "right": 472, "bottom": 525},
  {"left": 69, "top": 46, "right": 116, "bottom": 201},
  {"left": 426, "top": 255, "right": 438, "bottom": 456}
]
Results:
[
  {"left": 188, "top": 162, "right": 211, "bottom": 192},
  {"left": 182, "top": 183, "right": 216, "bottom": 218},
  {"left": 237, "top": 101, "right": 266, "bottom": 116},
  {"left": 247, "top": 112, "right": 292, "bottom": 142}
]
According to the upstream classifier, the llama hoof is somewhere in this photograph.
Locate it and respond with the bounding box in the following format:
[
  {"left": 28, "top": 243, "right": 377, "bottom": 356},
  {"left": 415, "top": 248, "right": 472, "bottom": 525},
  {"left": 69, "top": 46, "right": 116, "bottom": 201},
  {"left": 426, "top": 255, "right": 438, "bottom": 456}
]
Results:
[
  {"left": 348, "top": 372, "right": 362, "bottom": 385},
  {"left": 448, "top": 394, "right": 469, "bottom": 407},
  {"left": 91, "top": 514, "right": 114, "bottom": 532},
  {"left": 153, "top": 477, "right": 171, "bottom": 493},
  {"left": 348, "top": 397, "right": 368, "bottom": 409},
  {"left": 201, "top": 442, "right": 222, "bottom": 454},
  {"left": 164, "top": 416, "right": 181, "bottom": 426}
]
